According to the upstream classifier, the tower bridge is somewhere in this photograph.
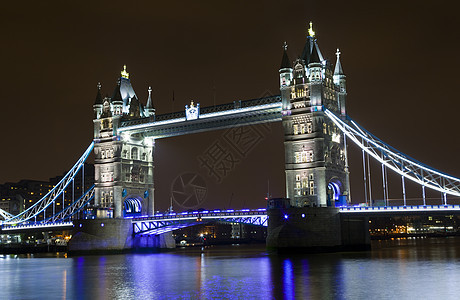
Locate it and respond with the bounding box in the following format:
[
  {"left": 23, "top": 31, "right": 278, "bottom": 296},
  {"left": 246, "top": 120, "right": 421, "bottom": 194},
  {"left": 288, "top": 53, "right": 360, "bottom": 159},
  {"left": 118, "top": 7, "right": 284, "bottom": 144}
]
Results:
[{"left": 1, "top": 23, "right": 460, "bottom": 252}]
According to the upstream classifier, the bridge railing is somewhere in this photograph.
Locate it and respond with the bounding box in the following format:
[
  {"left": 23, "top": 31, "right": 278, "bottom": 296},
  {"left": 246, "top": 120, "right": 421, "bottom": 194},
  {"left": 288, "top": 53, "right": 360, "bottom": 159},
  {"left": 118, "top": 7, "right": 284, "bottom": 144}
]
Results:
[{"left": 339, "top": 204, "right": 460, "bottom": 213}]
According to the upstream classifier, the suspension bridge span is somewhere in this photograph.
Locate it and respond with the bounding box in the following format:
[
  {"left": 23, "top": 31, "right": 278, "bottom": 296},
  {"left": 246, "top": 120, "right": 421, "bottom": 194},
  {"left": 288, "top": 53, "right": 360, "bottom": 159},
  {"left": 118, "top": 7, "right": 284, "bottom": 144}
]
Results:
[{"left": 1, "top": 23, "right": 459, "bottom": 252}]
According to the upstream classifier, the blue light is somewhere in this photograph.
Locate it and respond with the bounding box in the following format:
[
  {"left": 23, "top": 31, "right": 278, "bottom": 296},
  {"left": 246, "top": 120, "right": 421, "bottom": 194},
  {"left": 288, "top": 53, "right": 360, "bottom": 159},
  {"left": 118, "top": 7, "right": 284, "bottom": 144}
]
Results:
[
  {"left": 79, "top": 224, "right": 82, "bottom": 228},
  {"left": 284, "top": 214, "right": 288, "bottom": 219},
  {"left": 101, "top": 223, "right": 104, "bottom": 227}
]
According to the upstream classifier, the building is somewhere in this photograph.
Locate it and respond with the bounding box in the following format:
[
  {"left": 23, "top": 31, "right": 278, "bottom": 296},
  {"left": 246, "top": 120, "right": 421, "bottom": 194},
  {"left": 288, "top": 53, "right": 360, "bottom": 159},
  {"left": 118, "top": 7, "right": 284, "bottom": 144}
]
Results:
[
  {"left": 280, "top": 23, "right": 350, "bottom": 208},
  {"left": 0, "top": 163, "right": 94, "bottom": 219},
  {"left": 93, "top": 67, "right": 155, "bottom": 218}
]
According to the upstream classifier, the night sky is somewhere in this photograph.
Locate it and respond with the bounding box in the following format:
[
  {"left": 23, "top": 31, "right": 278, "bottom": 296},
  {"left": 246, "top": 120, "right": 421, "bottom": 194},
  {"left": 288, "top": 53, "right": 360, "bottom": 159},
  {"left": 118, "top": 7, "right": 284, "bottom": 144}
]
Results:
[{"left": 1, "top": 1, "right": 460, "bottom": 210}]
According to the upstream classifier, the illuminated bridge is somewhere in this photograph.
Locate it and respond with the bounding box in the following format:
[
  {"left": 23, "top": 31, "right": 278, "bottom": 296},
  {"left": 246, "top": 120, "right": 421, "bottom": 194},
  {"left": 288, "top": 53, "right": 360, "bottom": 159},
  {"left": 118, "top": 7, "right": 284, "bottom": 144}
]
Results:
[
  {"left": 1, "top": 25, "right": 460, "bottom": 251},
  {"left": 1, "top": 99, "right": 460, "bottom": 235},
  {"left": 131, "top": 209, "right": 268, "bottom": 235}
]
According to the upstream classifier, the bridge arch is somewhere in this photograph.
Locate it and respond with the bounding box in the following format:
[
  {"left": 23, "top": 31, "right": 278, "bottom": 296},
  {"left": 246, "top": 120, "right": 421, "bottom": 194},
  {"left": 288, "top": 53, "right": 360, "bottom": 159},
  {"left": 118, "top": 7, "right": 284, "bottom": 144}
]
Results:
[
  {"left": 327, "top": 178, "right": 344, "bottom": 207},
  {"left": 124, "top": 196, "right": 142, "bottom": 217}
]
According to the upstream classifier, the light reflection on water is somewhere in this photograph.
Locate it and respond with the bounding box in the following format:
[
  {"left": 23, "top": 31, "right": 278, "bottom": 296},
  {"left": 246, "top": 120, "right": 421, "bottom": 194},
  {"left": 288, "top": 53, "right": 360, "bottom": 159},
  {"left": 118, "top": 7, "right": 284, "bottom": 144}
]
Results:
[{"left": 1, "top": 238, "right": 460, "bottom": 299}]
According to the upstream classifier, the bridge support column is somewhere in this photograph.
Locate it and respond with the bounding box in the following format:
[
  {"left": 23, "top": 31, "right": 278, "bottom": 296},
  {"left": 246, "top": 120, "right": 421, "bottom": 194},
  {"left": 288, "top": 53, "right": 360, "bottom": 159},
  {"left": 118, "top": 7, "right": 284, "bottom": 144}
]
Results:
[
  {"left": 266, "top": 198, "right": 370, "bottom": 252},
  {"left": 148, "top": 187, "right": 155, "bottom": 215},
  {"left": 114, "top": 186, "right": 123, "bottom": 218},
  {"left": 133, "top": 233, "right": 175, "bottom": 250},
  {"left": 68, "top": 219, "right": 133, "bottom": 254},
  {"left": 68, "top": 219, "right": 175, "bottom": 254}
]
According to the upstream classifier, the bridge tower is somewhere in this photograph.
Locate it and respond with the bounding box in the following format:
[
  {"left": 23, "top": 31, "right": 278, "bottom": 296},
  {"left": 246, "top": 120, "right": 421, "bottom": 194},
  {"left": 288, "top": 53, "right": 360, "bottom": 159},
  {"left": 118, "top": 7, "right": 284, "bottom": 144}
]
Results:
[
  {"left": 281, "top": 23, "right": 350, "bottom": 207},
  {"left": 93, "top": 66, "right": 155, "bottom": 218}
]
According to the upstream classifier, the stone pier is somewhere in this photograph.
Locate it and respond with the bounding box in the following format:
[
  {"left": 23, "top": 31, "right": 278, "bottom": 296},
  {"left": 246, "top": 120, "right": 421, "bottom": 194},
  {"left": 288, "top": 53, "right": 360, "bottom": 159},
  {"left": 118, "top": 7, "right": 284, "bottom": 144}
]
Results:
[
  {"left": 68, "top": 219, "right": 175, "bottom": 254},
  {"left": 266, "top": 198, "right": 370, "bottom": 252}
]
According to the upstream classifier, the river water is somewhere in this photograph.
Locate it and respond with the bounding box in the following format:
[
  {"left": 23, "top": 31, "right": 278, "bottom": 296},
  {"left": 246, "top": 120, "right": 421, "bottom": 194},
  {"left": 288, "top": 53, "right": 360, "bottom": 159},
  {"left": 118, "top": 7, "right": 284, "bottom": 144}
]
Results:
[{"left": 1, "top": 237, "right": 460, "bottom": 299}]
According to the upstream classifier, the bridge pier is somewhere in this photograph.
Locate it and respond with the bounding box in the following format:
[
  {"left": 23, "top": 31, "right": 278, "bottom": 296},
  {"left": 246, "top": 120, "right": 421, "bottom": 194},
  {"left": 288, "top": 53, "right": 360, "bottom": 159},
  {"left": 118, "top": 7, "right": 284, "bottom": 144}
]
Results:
[
  {"left": 68, "top": 219, "right": 175, "bottom": 254},
  {"left": 266, "top": 199, "right": 370, "bottom": 252}
]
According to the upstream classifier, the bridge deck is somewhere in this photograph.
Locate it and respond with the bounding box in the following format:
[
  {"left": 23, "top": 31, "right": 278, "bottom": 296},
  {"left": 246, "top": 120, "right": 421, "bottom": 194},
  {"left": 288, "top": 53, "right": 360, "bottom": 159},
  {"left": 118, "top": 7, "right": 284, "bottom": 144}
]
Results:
[{"left": 5, "top": 205, "right": 460, "bottom": 232}]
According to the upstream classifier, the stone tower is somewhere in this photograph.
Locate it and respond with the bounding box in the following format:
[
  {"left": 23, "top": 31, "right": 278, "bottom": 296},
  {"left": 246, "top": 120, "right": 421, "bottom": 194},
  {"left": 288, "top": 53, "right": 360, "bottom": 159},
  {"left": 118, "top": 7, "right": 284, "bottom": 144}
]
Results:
[
  {"left": 281, "top": 23, "right": 350, "bottom": 207},
  {"left": 93, "top": 66, "right": 155, "bottom": 218}
]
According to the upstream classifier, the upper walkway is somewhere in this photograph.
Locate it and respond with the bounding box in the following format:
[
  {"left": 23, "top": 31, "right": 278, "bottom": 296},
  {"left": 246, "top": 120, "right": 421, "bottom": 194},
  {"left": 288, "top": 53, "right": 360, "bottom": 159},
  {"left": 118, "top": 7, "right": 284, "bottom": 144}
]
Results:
[{"left": 118, "top": 96, "right": 282, "bottom": 138}]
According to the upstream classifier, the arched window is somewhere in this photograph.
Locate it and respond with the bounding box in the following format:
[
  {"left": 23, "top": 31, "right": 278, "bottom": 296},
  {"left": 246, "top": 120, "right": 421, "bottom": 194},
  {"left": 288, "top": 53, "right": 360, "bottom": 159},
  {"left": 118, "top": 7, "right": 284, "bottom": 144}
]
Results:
[{"left": 131, "top": 147, "right": 138, "bottom": 160}]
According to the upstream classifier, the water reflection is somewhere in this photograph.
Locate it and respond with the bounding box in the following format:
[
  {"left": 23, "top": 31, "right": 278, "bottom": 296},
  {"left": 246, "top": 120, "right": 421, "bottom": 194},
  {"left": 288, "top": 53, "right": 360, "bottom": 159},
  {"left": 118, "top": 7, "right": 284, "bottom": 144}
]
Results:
[{"left": 1, "top": 238, "right": 460, "bottom": 299}]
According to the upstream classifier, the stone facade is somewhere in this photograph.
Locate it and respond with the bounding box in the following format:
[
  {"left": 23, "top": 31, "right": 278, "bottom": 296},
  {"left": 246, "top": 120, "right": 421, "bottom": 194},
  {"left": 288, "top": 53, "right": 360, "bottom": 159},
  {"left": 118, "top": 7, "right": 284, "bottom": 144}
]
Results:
[
  {"left": 93, "top": 67, "right": 155, "bottom": 219},
  {"left": 280, "top": 25, "right": 350, "bottom": 208}
]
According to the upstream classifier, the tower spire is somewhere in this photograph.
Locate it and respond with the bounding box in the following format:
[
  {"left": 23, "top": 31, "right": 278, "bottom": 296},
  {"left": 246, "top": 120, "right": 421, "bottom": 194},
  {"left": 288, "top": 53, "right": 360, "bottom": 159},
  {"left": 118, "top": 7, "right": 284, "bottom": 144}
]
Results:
[
  {"left": 93, "top": 82, "right": 104, "bottom": 119},
  {"left": 94, "top": 82, "right": 103, "bottom": 105},
  {"left": 280, "top": 41, "right": 291, "bottom": 69},
  {"left": 334, "top": 48, "right": 344, "bottom": 75},
  {"left": 121, "top": 65, "right": 129, "bottom": 79},
  {"left": 145, "top": 86, "right": 155, "bottom": 117},
  {"left": 308, "top": 21, "right": 315, "bottom": 38}
]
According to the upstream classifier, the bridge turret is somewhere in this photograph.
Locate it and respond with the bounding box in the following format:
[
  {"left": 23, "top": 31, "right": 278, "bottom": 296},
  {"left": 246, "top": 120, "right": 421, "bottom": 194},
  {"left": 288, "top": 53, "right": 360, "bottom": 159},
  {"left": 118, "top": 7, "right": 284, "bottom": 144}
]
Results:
[
  {"left": 282, "top": 22, "right": 350, "bottom": 208},
  {"left": 333, "top": 49, "right": 347, "bottom": 116},
  {"left": 279, "top": 42, "right": 293, "bottom": 111},
  {"left": 92, "top": 66, "right": 155, "bottom": 221},
  {"left": 93, "top": 82, "right": 103, "bottom": 119},
  {"left": 144, "top": 86, "right": 155, "bottom": 117},
  {"left": 127, "top": 96, "right": 145, "bottom": 118},
  {"left": 117, "top": 65, "right": 138, "bottom": 114},
  {"left": 308, "top": 42, "right": 323, "bottom": 107},
  {"left": 112, "top": 79, "right": 124, "bottom": 116}
]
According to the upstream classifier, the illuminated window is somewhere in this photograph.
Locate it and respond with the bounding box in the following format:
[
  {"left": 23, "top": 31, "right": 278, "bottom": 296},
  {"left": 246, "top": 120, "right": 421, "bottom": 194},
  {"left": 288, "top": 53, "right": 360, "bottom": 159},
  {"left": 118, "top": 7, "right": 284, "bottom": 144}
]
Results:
[
  {"left": 101, "top": 150, "right": 106, "bottom": 159},
  {"left": 310, "top": 181, "right": 315, "bottom": 195},
  {"left": 323, "top": 123, "right": 327, "bottom": 134},
  {"left": 295, "top": 152, "right": 301, "bottom": 163},
  {"left": 295, "top": 151, "right": 314, "bottom": 163},
  {"left": 300, "top": 124, "right": 306, "bottom": 134},
  {"left": 293, "top": 124, "right": 299, "bottom": 135},
  {"left": 302, "top": 178, "right": 308, "bottom": 188},
  {"left": 296, "top": 182, "right": 301, "bottom": 189},
  {"left": 307, "top": 122, "right": 312, "bottom": 133}
]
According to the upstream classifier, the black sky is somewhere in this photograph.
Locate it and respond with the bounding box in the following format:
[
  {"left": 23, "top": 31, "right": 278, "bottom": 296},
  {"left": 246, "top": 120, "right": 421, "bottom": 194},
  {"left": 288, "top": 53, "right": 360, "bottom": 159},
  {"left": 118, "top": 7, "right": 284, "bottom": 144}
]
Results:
[{"left": 1, "top": 1, "right": 459, "bottom": 209}]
